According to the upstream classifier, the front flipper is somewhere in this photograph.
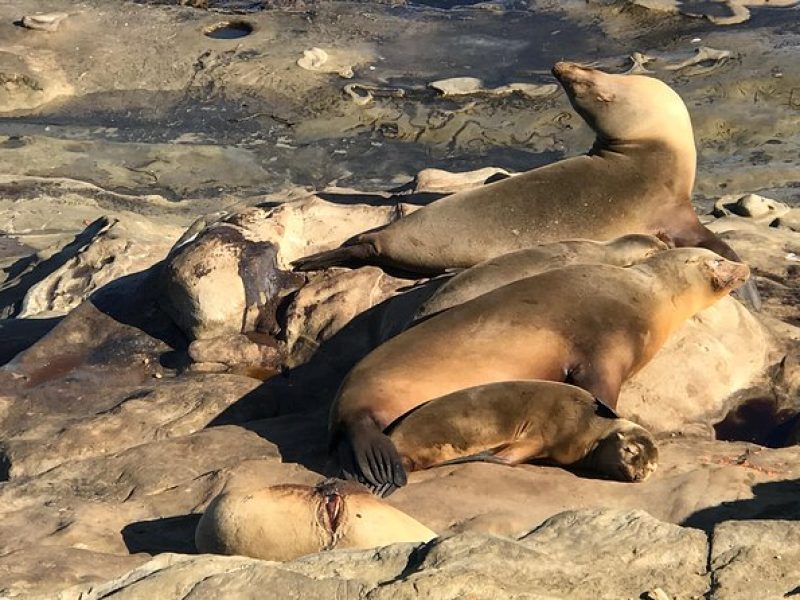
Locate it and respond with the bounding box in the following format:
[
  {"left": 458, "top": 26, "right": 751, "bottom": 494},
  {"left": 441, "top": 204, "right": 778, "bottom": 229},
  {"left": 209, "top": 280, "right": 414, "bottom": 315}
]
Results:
[{"left": 335, "top": 424, "right": 408, "bottom": 495}]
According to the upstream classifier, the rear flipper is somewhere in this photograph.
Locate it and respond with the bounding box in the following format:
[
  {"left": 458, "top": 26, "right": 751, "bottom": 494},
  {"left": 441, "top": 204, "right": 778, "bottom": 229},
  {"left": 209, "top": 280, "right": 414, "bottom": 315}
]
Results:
[
  {"left": 429, "top": 441, "right": 543, "bottom": 468},
  {"left": 335, "top": 426, "right": 408, "bottom": 496},
  {"left": 430, "top": 450, "right": 512, "bottom": 468},
  {"left": 292, "top": 239, "right": 377, "bottom": 271}
]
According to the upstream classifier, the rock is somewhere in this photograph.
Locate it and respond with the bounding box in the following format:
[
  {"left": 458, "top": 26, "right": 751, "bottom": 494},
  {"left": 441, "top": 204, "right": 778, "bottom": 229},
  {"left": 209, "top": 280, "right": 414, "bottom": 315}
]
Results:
[
  {"left": 0, "top": 373, "right": 266, "bottom": 478},
  {"left": 0, "top": 546, "right": 146, "bottom": 598},
  {"left": 158, "top": 196, "right": 414, "bottom": 354},
  {"left": 619, "top": 296, "right": 771, "bottom": 434},
  {"left": 0, "top": 426, "right": 306, "bottom": 557},
  {"left": 515, "top": 509, "right": 708, "bottom": 598},
  {"left": 195, "top": 479, "right": 436, "bottom": 562},
  {"left": 710, "top": 519, "right": 800, "bottom": 599},
  {"left": 0, "top": 216, "right": 179, "bottom": 319},
  {"left": 298, "top": 47, "right": 329, "bottom": 70},
  {"left": 662, "top": 46, "right": 732, "bottom": 75},
  {"left": 282, "top": 266, "right": 408, "bottom": 368},
  {"left": 429, "top": 77, "right": 558, "bottom": 99},
  {"left": 20, "top": 12, "right": 69, "bottom": 32},
  {"left": 188, "top": 334, "right": 282, "bottom": 373},
  {"left": 297, "top": 46, "right": 366, "bottom": 79},
  {"left": 159, "top": 220, "right": 304, "bottom": 341},
  {"left": 56, "top": 509, "right": 710, "bottom": 599},
  {"left": 713, "top": 194, "right": 790, "bottom": 222},
  {"left": 411, "top": 167, "right": 512, "bottom": 193},
  {"left": 0, "top": 49, "right": 73, "bottom": 112},
  {"left": 48, "top": 553, "right": 366, "bottom": 600}
]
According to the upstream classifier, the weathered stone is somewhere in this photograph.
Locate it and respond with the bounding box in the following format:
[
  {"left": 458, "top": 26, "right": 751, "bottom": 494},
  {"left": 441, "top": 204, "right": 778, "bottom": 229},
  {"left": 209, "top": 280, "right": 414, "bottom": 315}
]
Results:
[
  {"left": 620, "top": 296, "right": 771, "bottom": 434},
  {"left": 52, "top": 509, "right": 710, "bottom": 600},
  {"left": 710, "top": 518, "right": 800, "bottom": 599}
]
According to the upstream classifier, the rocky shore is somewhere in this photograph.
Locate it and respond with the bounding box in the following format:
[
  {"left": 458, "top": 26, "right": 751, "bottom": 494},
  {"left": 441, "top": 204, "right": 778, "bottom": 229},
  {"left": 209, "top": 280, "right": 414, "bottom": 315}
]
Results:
[{"left": 1, "top": 0, "right": 799, "bottom": 598}]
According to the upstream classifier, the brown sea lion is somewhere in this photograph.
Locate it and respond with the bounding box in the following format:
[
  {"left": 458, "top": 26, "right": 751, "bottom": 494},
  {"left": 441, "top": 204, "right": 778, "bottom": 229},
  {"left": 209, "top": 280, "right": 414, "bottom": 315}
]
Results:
[
  {"left": 330, "top": 248, "right": 749, "bottom": 491},
  {"left": 294, "top": 62, "right": 759, "bottom": 309},
  {"left": 387, "top": 380, "right": 658, "bottom": 482},
  {"left": 414, "top": 233, "right": 669, "bottom": 320},
  {"left": 195, "top": 478, "right": 436, "bottom": 561}
]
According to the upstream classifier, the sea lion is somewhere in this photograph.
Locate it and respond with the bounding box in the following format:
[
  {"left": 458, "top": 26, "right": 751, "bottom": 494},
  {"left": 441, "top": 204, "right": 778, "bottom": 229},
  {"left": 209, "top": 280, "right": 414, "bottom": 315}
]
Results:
[
  {"left": 415, "top": 233, "right": 669, "bottom": 320},
  {"left": 386, "top": 380, "right": 658, "bottom": 482},
  {"left": 330, "top": 248, "right": 749, "bottom": 491},
  {"left": 294, "top": 62, "right": 760, "bottom": 309},
  {"left": 195, "top": 478, "right": 436, "bottom": 561}
]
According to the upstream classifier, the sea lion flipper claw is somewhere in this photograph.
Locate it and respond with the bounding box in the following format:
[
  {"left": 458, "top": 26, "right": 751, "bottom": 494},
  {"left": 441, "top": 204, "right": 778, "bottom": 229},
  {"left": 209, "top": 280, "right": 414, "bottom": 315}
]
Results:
[{"left": 339, "top": 429, "right": 407, "bottom": 491}]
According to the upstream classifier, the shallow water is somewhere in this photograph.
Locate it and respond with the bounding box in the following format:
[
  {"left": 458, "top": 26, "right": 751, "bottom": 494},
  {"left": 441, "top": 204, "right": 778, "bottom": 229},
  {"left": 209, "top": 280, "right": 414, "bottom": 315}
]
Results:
[
  {"left": 205, "top": 21, "right": 255, "bottom": 39},
  {"left": 1, "top": 1, "right": 799, "bottom": 200}
]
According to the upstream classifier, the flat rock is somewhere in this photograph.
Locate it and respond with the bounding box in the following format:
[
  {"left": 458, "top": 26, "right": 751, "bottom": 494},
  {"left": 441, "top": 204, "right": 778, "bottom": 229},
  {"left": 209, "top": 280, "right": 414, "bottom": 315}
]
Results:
[
  {"left": 50, "top": 509, "right": 709, "bottom": 599},
  {"left": 710, "top": 518, "right": 800, "bottom": 599}
]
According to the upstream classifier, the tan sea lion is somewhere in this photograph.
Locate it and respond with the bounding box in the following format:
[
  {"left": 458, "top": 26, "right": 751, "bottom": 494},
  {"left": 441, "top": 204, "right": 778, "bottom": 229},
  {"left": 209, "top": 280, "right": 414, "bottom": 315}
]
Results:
[
  {"left": 195, "top": 478, "right": 436, "bottom": 561},
  {"left": 387, "top": 380, "right": 658, "bottom": 482},
  {"left": 294, "top": 62, "right": 759, "bottom": 309},
  {"left": 415, "top": 233, "right": 669, "bottom": 320},
  {"left": 331, "top": 248, "right": 749, "bottom": 491}
]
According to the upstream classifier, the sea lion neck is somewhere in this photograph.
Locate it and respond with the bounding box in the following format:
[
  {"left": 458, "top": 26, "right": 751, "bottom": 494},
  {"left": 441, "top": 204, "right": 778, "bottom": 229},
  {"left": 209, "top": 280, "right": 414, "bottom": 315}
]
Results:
[{"left": 589, "top": 137, "right": 696, "bottom": 200}]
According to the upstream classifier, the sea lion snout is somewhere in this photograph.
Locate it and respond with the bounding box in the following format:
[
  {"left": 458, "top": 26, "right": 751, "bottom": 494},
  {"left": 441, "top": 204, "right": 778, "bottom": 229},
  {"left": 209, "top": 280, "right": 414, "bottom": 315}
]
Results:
[
  {"left": 707, "top": 258, "right": 750, "bottom": 292},
  {"left": 551, "top": 61, "right": 595, "bottom": 85}
]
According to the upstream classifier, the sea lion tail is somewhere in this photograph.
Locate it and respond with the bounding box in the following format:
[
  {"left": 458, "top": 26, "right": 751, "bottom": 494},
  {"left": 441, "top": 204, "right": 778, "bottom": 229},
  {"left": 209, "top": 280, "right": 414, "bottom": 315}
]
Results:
[{"left": 292, "top": 240, "right": 377, "bottom": 271}]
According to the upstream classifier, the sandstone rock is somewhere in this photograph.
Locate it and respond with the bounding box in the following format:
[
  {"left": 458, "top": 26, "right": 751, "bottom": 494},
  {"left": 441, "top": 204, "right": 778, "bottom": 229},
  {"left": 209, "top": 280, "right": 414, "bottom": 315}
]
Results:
[
  {"left": 0, "top": 546, "right": 146, "bottom": 598},
  {"left": 713, "top": 193, "right": 790, "bottom": 222},
  {"left": 53, "top": 509, "right": 710, "bottom": 599},
  {"left": 429, "top": 77, "right": 558, "bottom": 99},
  {"left": 160, "top": 221, "right": 304, "bottom": 341},
  {"left": 0, "top": 373, "right": 266, "bottom": 478},
  {"left": 620, "top": 296, "right": 771, "bottom": 434},
  {"left": 282, "top": 266, "right": 409, "bottom": 368},
  {"left": 411, "top": 167, "right": 512, "bottom": 194},
  {"left": 20, "top": 12, "right": 69, "bottom": 32},
  {"left": 0, "top": 48, "right": 73, "bottom": 112},
  {"left": 0, "top": 216, "right": 179, "bottom": 319},
  {"left": 710, "top": 518, "right": 800, "bottom": 599}
]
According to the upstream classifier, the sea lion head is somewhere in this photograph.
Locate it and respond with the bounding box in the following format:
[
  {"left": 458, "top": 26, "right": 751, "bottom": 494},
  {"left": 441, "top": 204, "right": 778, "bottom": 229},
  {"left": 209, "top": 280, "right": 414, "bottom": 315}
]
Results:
[
  {"left": 642, "top": 247, "right": 750, "bottom": 301},
  {"left": 605, "top": 233, "right": 670, "bottom": 266},
  {"left": 551, "top": 61, "right": 693, "bottom": 147},
  {"left": 593, "top": 422, "right": 659, "bottom": 482}
]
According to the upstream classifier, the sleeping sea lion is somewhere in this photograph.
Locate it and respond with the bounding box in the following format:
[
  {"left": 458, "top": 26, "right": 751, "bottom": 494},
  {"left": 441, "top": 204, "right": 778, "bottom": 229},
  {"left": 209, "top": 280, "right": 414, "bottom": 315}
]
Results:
[
  {"left": 414, "top": 233, "right": 669, "bottom": 320},
  {"left": 386, "top": 380, "right": 658, "bottom": 482},
  {"left": 294, "top": 62, "right": 759, "bottom": 309},
  {"left": 195, "top": 478, "right": 436, "bottom": 561},
  {"left": 330, "top": 248, "right": 749, "bottom": 492}
]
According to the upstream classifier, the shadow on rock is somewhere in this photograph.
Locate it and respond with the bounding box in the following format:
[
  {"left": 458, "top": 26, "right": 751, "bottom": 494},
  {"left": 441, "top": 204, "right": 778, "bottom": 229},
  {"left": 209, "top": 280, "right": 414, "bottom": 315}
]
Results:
[
  {"left": 0, "top": 317, "right": 61, "bottom": 366},
  {"left": 683, "top": 478, "right": 800, "bottom": 532},
  {"left": 207, "top": 278, "right": 447, "bottom": 475},
  {"left": 0, "top": 217, "right": 111, "bottom": 319},
  {"left": 122, "top": 514, "right": 201, "bottom": 555}
]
